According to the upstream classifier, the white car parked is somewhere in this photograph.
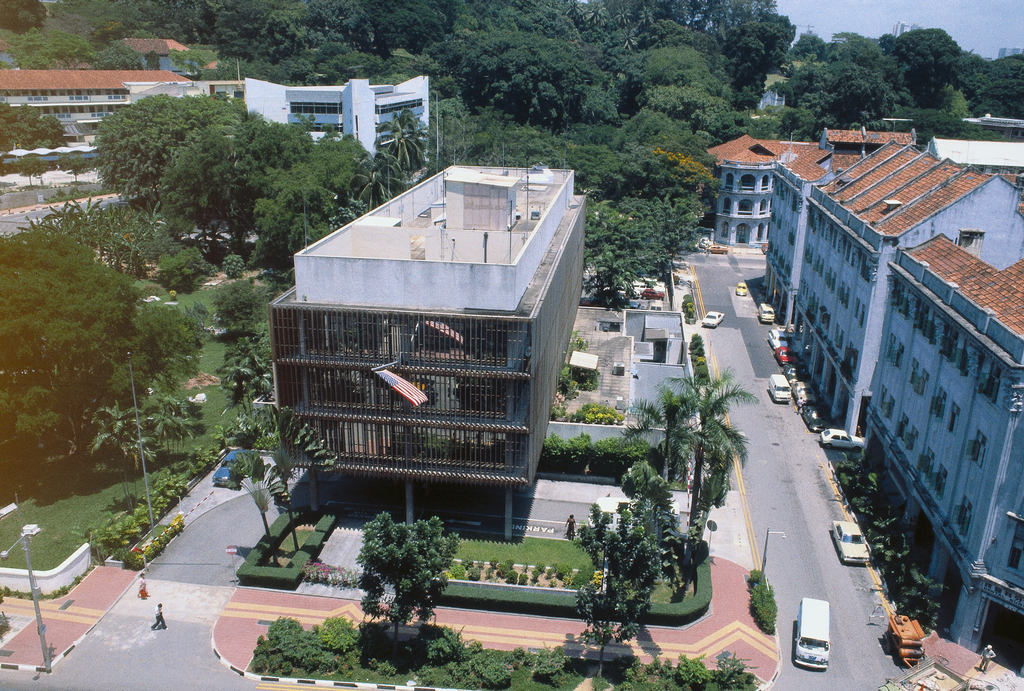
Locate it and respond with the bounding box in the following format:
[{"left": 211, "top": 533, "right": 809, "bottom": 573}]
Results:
[
  {"left": 819, "top": 429, "right": 865, "bottom": 450},
  {"left": 767, "top": 329, "right": 789, "bottom": 351},
  {"left": 702, "top": 311, "right": 725, "bottom": 328}
]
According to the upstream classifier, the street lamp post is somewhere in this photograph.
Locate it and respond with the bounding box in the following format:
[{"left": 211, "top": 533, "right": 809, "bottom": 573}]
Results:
[
  {"left": 127, "top": 352, "right": 156, "bottom": 540},
  {"left": 760, "top": 526, "right": 787, "bottom": 580},
  {"left": 2, "top": 524, "right": 51, "bottom": 672}
]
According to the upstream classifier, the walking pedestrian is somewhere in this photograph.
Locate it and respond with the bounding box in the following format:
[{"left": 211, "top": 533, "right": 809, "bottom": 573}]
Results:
[
  {"left": 138, "top": 574, "right": 148, "bottom": 599},
  {"left": 980, "top": 644, "right": 996, "bottom": 672},
  {"left": 565, "top": 514, "right": 576, "bottom": 541},
  {"left": 152, "top": 603, "right": 167, "bottom": 630}
]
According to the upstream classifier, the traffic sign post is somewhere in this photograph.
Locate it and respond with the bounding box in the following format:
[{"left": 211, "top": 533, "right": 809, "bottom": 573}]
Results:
[
  {"left": 226, "top": 545, "right": 238, "bottom": 579},
  {"left": 706, "top": 519, "right": 718, "bottom": 552}
]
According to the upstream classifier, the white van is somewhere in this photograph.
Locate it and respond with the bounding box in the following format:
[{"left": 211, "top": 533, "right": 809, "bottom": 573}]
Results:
[
  {"left": 758, "top": 303, "right": 776, "bottom": 324},
  {"left": 768, "top": 374, "right": 792, "bottom": 403},
  {"left": 795, "top": 598, "right": 831, "bottom": 669}
]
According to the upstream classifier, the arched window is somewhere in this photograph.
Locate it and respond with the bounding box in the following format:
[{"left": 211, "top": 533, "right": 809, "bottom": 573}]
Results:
[
  {"left": 740, "top": 174, "right": 755, "bottom": 191},
  {"left": 725, "top": 173, "right": 734, "bottom": 190},
  {"left": 757, "top": 223, "right": 764, "bottom": 240},
  {"left": 760, "top": 199, "right": 768, "bottom": 214},
  {"left": 722, "top": 197, "right": 732, "bottom": 213},
  {"left": 720, "top": 222, "right": 729, "bottom": 240},
  {"left": 761, "top": 174, "right": 770, "bottom": 191},
  {"left": 738, "top": 200, "right": 753, "bottom": 215},
  {"left": 737, "top": 224, "right": 750, "bottom": 243}
]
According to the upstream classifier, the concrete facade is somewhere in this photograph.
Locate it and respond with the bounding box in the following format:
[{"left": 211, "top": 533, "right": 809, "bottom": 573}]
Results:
[
  {"left": 270, "top": 166, "right": 585, "bottom": 538},
  {"left": 867, "top": 237, "right": 1024, "bottom": 657},
  {"left": 245, "top": 76, "right": 428, "bottom": 154}
]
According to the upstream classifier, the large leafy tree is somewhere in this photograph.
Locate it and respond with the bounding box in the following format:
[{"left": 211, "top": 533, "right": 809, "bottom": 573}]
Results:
[
  {"left": 357, "top": 513, "right": 460, "bottom": 659},
  {"left": 0, "top": 103, "right": 64, "bottom": 151},
  {"left": 91, "top": 41, "right": 144, "bottom": 70},
  {"left": 9, "top": 29, "right": 94, "bottom": 69},
  {"left": 96, "top": 95, "right": 239, "bottom": 205},
  {"left": 0, "top": 0, "right": 46, "bottom": 33},
  {"left": 575, "top": 501, "right": 660, "bottom": 677},
  {"left": 893, "top": 28, "right": 962, "bottom": 110},
  {"left": 723, "top": 18, "right": 795, "bottom": 105}
]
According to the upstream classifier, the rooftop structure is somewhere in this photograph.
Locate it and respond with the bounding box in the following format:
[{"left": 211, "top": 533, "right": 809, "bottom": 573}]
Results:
[
  {"left": 245, "top": 76, "right": 428, "bottom": 154},
  {"left": 270, "top": 166, "right": 585, "bottom": 538},
  {"left": 820, "top": 127, "right": 917, "bottom": 172},
  {"left": 962, "top": 115, "right": 1024, "bottom": 142},
  {"left": 926, "top": 138, "right": 1024, "bottom": 175}
]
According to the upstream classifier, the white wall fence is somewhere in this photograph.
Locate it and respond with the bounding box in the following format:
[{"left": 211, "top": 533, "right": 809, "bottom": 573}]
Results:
[{"left": 0, "top": 543, "right": 91, "bottom": 594}]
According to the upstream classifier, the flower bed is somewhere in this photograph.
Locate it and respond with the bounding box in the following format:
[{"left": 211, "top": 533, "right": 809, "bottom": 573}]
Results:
[{"left": 119, "top": 514, "right": 185, "bottom": 570}]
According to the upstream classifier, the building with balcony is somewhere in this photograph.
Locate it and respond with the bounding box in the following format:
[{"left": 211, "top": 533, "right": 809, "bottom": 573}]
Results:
[
  {"left": 867, "top": 236, "right": 1024, "bottom": 662},
  {"left": 269, "top": 165, "right": 585, "bottom": 538},
  {"left": 244, "top": 76, "right": 428, "bottom": 154},
  {"left": 708, "top": 135, "right": 831, "bottom": 248},
  {"left": 0, "top": 70, "right": 189, "bottom": 143},
  {"left": 780, "top": 142, "right": 1024, "bottom": 433}
]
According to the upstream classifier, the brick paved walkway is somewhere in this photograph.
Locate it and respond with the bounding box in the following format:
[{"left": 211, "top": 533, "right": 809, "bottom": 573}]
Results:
[
  {"left": 0, "top": 566, "right": 136, "bottom": 670},
  {"left": 213, "top": 556, "right": 777, "bottom": 682}
]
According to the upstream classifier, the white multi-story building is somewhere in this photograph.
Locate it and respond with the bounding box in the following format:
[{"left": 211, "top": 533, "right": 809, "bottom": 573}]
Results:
[
  {"left": 778, "top": 142, "right": 1024, "bottom": 433},
  {"left": 869, "top": 236, "right": 1024, "bottom": 657},
  {"left": 244, "top": 76, "right": 429, "bottom": 154},
  {"left": 0, "top": 70, "right": 189, "bottom": 143}
]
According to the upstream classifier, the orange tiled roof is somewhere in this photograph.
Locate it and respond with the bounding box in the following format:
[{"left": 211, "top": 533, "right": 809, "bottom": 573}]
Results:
[
  {"left": 821, "top": 143, "right": 996, "bottom": 237},
  {"left": 122, "top": 38, "right": 189, "bottom": 55},
  {"left": 831, "top": 152, "right": 865, "bottom": 172},
  {"left": 825, "top": 129, "right": 914, "bottom": 146},
  {"left": 0, "top": 70, "right": 187, "bottom": 89},
  {"left": 907, "top": 235, "right": 1024, "bottom": 336},
  {"left": 709, "top": 136, "right": 828, "bottom": 180}
]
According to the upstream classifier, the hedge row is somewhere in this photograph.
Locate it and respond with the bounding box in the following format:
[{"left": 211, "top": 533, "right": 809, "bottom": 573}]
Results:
[
  {"left": 439, "top": 541, "right": 712, "bottom": 627},
  {"left": 537, "top": 433, "right": 649, "bottom": 481},
  {"left": 237, "top": 511, "right": 335, "bottom": 589}
]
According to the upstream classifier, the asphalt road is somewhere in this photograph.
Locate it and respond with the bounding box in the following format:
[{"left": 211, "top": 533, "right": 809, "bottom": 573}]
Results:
[{"left": 689, "top": 251, "right": 899, "bottom": 689}]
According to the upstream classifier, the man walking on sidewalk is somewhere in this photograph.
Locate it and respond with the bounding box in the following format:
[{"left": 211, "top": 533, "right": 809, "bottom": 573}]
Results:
[
  {"left": 565, "top": 514, "right": 576, "bottom": 541},
  {"left": 152, "top": 603, "right": 167, "bottom": 630}
]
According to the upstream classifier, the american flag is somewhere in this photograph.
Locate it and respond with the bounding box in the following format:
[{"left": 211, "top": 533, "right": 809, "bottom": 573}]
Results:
[
  {"left": 375, "top": 369, "right": 429, "bottom": 407},
  {"left": 425, "top": 320, "right": 464, "bottom": 345}
]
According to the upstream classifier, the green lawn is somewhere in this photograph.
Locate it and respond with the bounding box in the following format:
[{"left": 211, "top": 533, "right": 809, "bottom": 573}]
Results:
[{"left": 456, "top": 537, "right": 594, "bottom": 571}]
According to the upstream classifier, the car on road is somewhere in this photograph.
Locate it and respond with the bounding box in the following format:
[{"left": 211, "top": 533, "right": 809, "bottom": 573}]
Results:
[
  {"left": 794, "top": 381, "right": 817, "bottom": 404},
  {"left": 767, "top": 329, "right": 789, "bottom": 351},
  {"left": 702, "top": 311, "right": 725, "bottom": 328},
  {"left": 641, "top": 288, "right": 665, "bottom": 300},
  {"left": 800, "top": 404, "right": 828, "bottom": 432},
  {"left": 736, "top": 282, "right": 748, "bottom": 296},
  {"left": 774, "top": 346, "right": 794, "bottom": 365},
  {"left": 213, "top": 448, "right": 251, "bottom": 487},
  {"left": 831, "top": 520, "right": 870, "bottom": 565},
  {"left": 819, "top": 429, "right": 866, "bottom": 450}
]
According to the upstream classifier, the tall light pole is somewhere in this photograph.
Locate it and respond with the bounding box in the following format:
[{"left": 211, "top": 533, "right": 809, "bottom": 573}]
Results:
[
  {"left": 760, "top": 526, "right": 786, "bottom": 580},
  {"left": 2, "top": 524, "right": 51, "bottom": 672},
  {"left": 127, "top": 352, "right": 155, "bottom": 539}
]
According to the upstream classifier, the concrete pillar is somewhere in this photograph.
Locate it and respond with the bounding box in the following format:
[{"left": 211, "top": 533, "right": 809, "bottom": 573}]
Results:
[
  {"left": 505, "top": 488, "right": 514, "bottom": 541},
  {"left": 405, "top": 481, "right": 414, "bottom": 524},
  {"left": 928, "top": 541, "right": 949, "bottom": 585},
  {"left": 950, "top": 582, "right": 987, "bottom": 650},
  {"left": 309, "top": 468, "right": 319, "bottom": 511}
]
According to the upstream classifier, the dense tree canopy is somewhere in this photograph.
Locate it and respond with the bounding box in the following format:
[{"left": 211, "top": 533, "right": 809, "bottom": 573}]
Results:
[
  {"left": 0, "top": 0, "right": 45, "bottom": 33},
  {"left": 0, "top": 103, "right": 65, "bottom": 150},
  {"left": 893, "top": 29, "right": 962, "bottom": 109}
]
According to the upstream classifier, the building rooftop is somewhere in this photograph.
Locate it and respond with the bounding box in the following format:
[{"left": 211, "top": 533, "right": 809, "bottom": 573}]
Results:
[
  {"left": 122, "top": 38, "right": 189, "bottom": 56},
  {"left": 820, "top": 144, "right": 994, "bottom": 237},
  {"left": 708, "top": 135, "right": 829, "bottom": 180},
  {"left": 288, "top": 165, "right": 582, "bottom": 314},
  {"left": 823, "top": 128, "right": 915, "bottom": 146},
  {"left": 0, "top": 70, "right": 187, "bottom": 89},
  {"left": 907, "top": 235, "right": 1024, "bottom": 336},
  {"left": 964, "top": 115, "right": 1024, "bottom": 128},
  {"left": 927, "top": 137, "right": 1024, "bottom": 168}
]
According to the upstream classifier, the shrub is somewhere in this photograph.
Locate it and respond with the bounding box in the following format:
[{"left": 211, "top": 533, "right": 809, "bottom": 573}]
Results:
[
  {"left": 533, "top": 646, "right": 568, "bottom": 683},
  {"left": 569, "top": 402, "right": 624, "bottom": 425},
  {"left": 449, "top": 562, "right": 466, "bottom": 580},
  {"left": 411, "top": 624, "right": 466, "bottom": 666},
  {"left": 251, "top": 617, "right": 334, "bottom": 676},
  {"left": 223, "top": 254, "right": 245, "bottom": 279},
  {"left": 212, "top": 279, "right": 269, "bottom": 334},
  {"left": 315, "top": 617, "right": 358, "bottom": 660},
  {"left": 467, "top": 565, "right": 482, "bottom": 581},
  {"left": 517, "top": 572, "right": 529, "bottom": 586},
  {"left": 157, "top": 247, "right": 213, "bottom": 293},
  {"left": 471, "top": 649, "right": 513, "bottom": 689},
  {"left": 749, "top": 578, "right": 777, "bottom": 634}
]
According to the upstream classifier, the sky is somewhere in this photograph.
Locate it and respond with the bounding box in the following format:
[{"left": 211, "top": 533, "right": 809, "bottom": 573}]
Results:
[{"left": 776, "top": 0, "right": 1022, "bottom": 59}]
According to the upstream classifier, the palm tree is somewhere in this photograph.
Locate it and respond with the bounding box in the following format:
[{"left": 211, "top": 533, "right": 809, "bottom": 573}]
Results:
[
  {"left": 637, "top": 6, "right": 655, "bottom": 33},
  {"left": 92, "top": 401, "right": 153, "bottom": 509},
  {"left": 242, "top": 477, "right": 275, "bottom": 537},
  {"left": 625, "top": 384, "right": 692, "bottom": 482},
  {"left": 374, "top": 109, "right": 426, "bottom": 175},
  {"left": 623, "top": 28, "right": 639, "bottom": 51},
  {"left": 351, "top": 150, "right": 405, "bottom": 209},
  {"left": 615, "top": 8, "right": 631, "bottom": 29},
  {"left": 670, "top": 371, "right": 756, "bottom": 536},
  {"left": 272, "top": 445, "right": 301, "bottom": 553},
  {"left": 565, "top": 0, "right": 583, "bottom": 24}
]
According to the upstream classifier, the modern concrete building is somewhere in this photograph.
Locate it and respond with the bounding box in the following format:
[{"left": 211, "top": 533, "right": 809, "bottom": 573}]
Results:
[
  {"left": 245, "top": 76, "right": 429, "bottom": 154},
  {"left": 867, "top": 236, "right": 1024, "bottom": 662},
  {"left": 774, "top": 142, "right": 1024, "bottom": 433},
  {"left": 0, "top": 70, "right": 188, "bottom": 143},
  {"left": 269, "top": 165, "right": 585, "bottom": 538},
  {"left": 926, "top": 138, "right": 1024, "bottom": 175}
]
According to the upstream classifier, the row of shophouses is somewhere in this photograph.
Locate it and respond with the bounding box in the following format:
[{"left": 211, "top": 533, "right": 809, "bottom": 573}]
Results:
[{"left": 718, "top": 130, "right": 1024, "bottom": 656}]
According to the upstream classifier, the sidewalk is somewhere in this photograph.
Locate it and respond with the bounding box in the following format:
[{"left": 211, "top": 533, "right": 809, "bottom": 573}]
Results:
[
  {"left": 0, "top": 566, "right": 136, "bottom": 671},
  {"left": 213, "top": 555, "right": 777, "bottom": 682}
]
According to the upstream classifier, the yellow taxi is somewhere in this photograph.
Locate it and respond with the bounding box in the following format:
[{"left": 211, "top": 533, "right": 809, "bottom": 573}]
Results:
[{"left": 736, "top": 282, "right": 748, "bottom": 296}]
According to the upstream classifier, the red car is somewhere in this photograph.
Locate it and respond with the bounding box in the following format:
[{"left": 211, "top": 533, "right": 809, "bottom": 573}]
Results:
[
  {"left": 641, "top": 288, "right": 665, "bottom": 300},
  {"left": 775, "top": 346, "right": 794, "bottom": 365}
]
